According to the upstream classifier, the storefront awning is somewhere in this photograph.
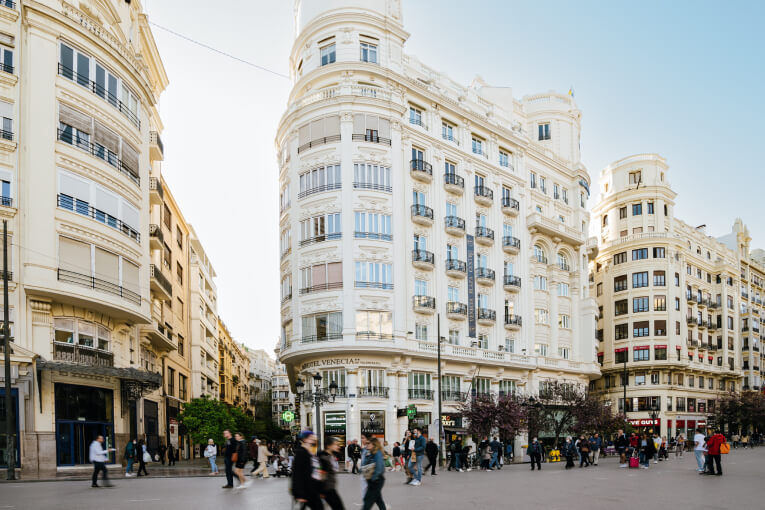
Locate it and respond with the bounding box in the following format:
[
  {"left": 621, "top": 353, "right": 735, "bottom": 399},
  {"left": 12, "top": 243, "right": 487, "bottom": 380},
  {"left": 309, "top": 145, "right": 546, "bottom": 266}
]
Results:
[
  {"left": 37, "top": 359, "right": 161, "bottom": 386},
  {"left": 444, "top": 427, "right": 469, "bottom": 434}
]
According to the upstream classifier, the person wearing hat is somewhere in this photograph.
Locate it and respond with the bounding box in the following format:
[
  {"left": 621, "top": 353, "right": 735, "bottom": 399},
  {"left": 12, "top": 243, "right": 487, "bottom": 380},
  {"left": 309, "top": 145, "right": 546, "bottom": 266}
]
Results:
[
  {"left": 203, "top": 438, "right": 219, "bottom": 475},
  {"left": 292, "top": 431, "right": 322, "bottom": 509}
]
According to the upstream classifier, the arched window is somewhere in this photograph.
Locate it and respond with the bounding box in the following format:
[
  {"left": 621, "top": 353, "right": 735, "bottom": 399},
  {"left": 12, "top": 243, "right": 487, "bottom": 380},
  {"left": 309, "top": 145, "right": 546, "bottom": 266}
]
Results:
[
  {"left": 557, "top": 252, "right": 569, "bottom": 271},
  {"left": 533, "top": 244, "right": 547, "bottom": 264},
  {"left": 602, "top": 214, "right": 608, "bottom": 227}
]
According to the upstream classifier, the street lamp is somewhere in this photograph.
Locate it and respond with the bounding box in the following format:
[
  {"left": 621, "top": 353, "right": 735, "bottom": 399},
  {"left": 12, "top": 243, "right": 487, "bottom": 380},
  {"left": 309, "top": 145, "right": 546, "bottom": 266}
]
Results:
[
  {"left": 649, "top": 403, "right": 660, "bottom": 435},
  {"left": 436, "top": 313, "right": 444, "bottom": 466},
  {"left": 297, "top": 373, "right": 337, "bottom": 451}
]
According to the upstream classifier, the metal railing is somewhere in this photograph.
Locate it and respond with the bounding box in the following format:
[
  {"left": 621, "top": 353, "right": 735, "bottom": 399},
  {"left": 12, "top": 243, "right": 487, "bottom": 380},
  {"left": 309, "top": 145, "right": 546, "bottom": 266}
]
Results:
[
  {"left": 57, "top": 194, "right": 140, "bottom": 242},
  {"left": 474, "top": 185, "right": 494, "bottom": 200},
  {"left": 149, "top": 224, "right": 163, "bottom": 244},
  {"left": 447, "top": 302, "right": 468, "bottom": 315},
  {"left": 504, "top": 314, "right": 523, "bottom": 327},
  {"left": 441, "top": 390, "right": 467, "bottom": 402},
  {"left": 150, "top": 177, "right": 164, "bottom": 199},
  {"left": 299, "top": 281, "right": 343, "bottom": 295},
  {"left": 0, "top": 196, "right": 11, "bottom": 207},
  {"left": 411, "top": 204, "right": 434, "bottom": 220},
  {"left": 355, "top": 332, "right": 394, "bottom": 341},
  {"left": 0, "top": 129, "right": 13, "bottom": 140},
  {"left": 503, "top": 236, "right": 520, "bottom": 250},
  {"left": 150, "top": 264, "right": 173, "bottom": 297},
  {"left": 354, "top": 281, "right": 394, "bottom": 290},
  {"left": 58, "top": 268, "right": 141, "bottom": 305},
  {"left": 409, "top": 117, "right": 427, "bottom": 129},
  {"left": 150, "top": 130, "right": 164, "bottom": 156},
  {"left": 408, "top": 388, "right": 434, "bottom": 400},
  {"left": 476, "top": 267, "right": 495, "bottom": 280},
  {"left": 413, "top": 295, "right": 436, "bottom": 309},
  {"left": 352, "top": 133, "right": 391, "bottom": 145},
  {"left": 53, "top": 342, "right": 114, "bottom": 367},
  {"left": 358, "top": 387, "right": 389, "bottom": 398},
  {"left": 57, "top": 129, "right": 139, "bottom": 185},
  {"left": 297, "top": 134, "right": 341, "bottom": 153},
  {"left": 410, "top": 159, "right": 433, "bottom": 176},
  {"left": 300, "top": 333, "right": 343, "bottom": 344},
  {"left": 444, "top": 173, "right": 464, "bottom": 188},
  {"left": 354, "top": 232, "right": 393, "bottom": 241},
  {"left": 445, "top": 216, "right": 465, "bottom": 230},
  {"left": 297, "top": 183, "right": 342, "bottom": 199},
  {"left": 475, "top": 226, "right": 495, "bottom": 240},
  {"left": 502, "top": 196, "right": 520, "bottom": 210},
  {"left": 446, "top": 259, "right": 467, "bottom": 273},
  {"left": 353, "top": 181, "right": 392, "bottom": 192},
  {"left": 478, "top": 308, "right": 496, "bottom": 321},
  {"left": 412, "top": 249, "right": 434, "bottom": 265},
  {"left": 442, "top": 132, "right": 460, "bottom": 145},
  {"left": 503, "top": 274, "right": 522, "bottom": 288},
  {"left": 299, "top": 232, "right": 342, "bottom": 246},
  {"left": 57, "top": 63, "right": 140, "bottom": 128}
]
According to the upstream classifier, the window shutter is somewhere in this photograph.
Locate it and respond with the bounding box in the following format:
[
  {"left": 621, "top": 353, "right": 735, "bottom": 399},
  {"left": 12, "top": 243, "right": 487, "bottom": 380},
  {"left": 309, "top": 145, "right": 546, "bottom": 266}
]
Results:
[
  {"left": 312, "top": 264, "right": 326, "bottom": 288},
  {"left": 379, "top": 118, "right": 390, "bottom": 138},
  {"left": 95, "top": 187, "right": 119, "bottom": 218},
  {"left": 94, "top": 121, "right": 119, "bottom": 154},
  {"left": 59, "top": 104, "right": 92, "bottom": 134},
  {"left": 94, "top": 247, "right": 119, "bottom": 284},
  {"left": 121, "top": 141, "right": 139, "bottom": 174},
  {"left": 121, "top": 201, "right": 139, "bottom": 231},
  {"left": 365, "top": 115, "right": 379, "bottom": 131},
  {"left": 0, "top": 101, "right": 12, "bottom": 119},
  {"left": 327, "top": 262, "right": 342, "bottom": 284},
  {"left": 122, "top": 259, "right": 139, "bottom": 294},
  {"left": 353, "top": 114, "right": 365, "bottom": 134},
  {"left": 59, "top": 171, "right": 90, "bottom": 202},
  {"left": 298, "top": 124, "right": 310, "bottom": 145},
  {"left": 310, "top": 119, "right": 324, "bottom": 140},
  {"left": 324, "top": 116, "right": 340, "bottom": 137},
  {"left": 59, "top": 236, "right": 91, "bottom": 274}
]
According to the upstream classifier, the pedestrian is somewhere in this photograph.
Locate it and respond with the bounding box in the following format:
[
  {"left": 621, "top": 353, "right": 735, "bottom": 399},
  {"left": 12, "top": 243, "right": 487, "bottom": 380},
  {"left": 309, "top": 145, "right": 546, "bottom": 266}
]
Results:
[
  {"left": 167, "top": 443, "right": 175, "bottom": 466},
  {"left": 652, "top": 434, "right": 661, "bottom": 464},
  {"left": 350, "top": 439, "right": 362, "bottom": 474},
  {"left": 741, "top": 434, "right": 749, "bottom": 448},
  {"left": 676, "top": 434, "right": 685, "bottom": 457},
  {"left": 90, "top": 435, "right": 115, "bottom": 488},
  {"left": 528, "top": 437, "right": 542, "bottom": 471},
  {"left": 232, "top": 432, "right": 250, "bottom": 489},
  {"left": 659, "top": 436, "right": 668, "bottom": 460},
  {"left": 319, "top": 436, "right": 345, "bottom": 510},
  {"left": 401, "top": 430, "right": 413, "bottom": 482},
  {"left": 424, "top": 438, "right": 439, "bottom": 475},
  {"left": 391, "top": 442, "right": 401, "bottom": 472},
  {"left": 346, "top": 440, "right": 354, "bottom": 472},
  {"left": 124, "top": 438, "right": 136, "bottom": 477},
  {"left": 361, "top": 436, "right": 387, "bottom": 510},
  {"left": 292, "top": 430, "right": 323, "bottom": 510},
  {"left": 249, "top": 437, "right": 259, "bottom": 474},
  {"left": 693, "top": 427, "right": 707, "bottom": 473},
  {"left": 562, "top": 437, "right": 576, "bottom": 469},
  {"left": 253, "top": 439, "right": 272, "bottom": 478},
  {"left": 221, "top": 429, "right": 236, "bottom": 489},
  {"left": 505, "top": 440, "right": 513, "bottom": 463},
  {"left": 578, "top": 435, "right": 591, "bottom": 467},
  {"left": 478, "top": 436, "right": 490, "bottom": 470},
  {"left": 489, "top": 437, "right": 501, "bottom": 470},
  {"left": 137, "top": 439, "right": 149, "bottom": 476},
  {"left": 203, "top": 438, "right": 219, "bottom": 475},
  {"left": 731, "top": 433, "right": 740, "bottom": 449},
  {"left": 448, "top": 438, "right": 462, "bottom": 472},
  {"left": 407, "top": 428, "right": 426, "bottom": 485},
  {"left": 461, "top": 444, "right": 473, "bottom": 471},
  {"left": 158, "top": 443, "right": 166, "bottom": 465},
  {"left": 615, "top": 429, "right": 628, "bottom": 468},
  {"left": 589, "top": 433, "right": 602, "bottom": 466},
  {"left": 704, "top": 429, "right": 725, "bottom": 476},
  {"left": 639, "top": 432, "right": 656, "bottom": 469}
]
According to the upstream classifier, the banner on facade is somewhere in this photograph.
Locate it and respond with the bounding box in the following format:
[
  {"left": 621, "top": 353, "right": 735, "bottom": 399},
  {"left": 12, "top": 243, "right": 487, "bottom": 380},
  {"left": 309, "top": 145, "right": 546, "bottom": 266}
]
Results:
[
  {"left": 466, "top": 234, "right": 476, "bottom": 338},
  {"left": 169, "top": 418, "right": 179, "bottom": 448},
  {"left": 360, "top": 410, "right": 385, "bottom": 436},
  {"left": 324, "top": 412, "right": 346, "bottom": 434}
]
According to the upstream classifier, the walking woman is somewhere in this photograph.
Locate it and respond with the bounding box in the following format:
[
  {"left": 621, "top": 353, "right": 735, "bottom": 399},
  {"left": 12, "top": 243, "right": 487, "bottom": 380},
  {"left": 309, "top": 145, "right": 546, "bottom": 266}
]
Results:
[
  {"left": 578, "top": 435, "right": 591, "bottom": 467},
  {"left": 563, "top": 437, "right": 576, "bottom": 469},
  {"left": 204, "top": 439, "right": 219, "bottom": 475},
  {"left": 137, "top": 439, "right": 149, "bottom": 476},
  {"left": 318, "top": 436, "right": 345, "bottom": 510},
  {"left": 639, "top": 433, "right": 656, "bottom": 469},
  {"left": 292, "top": 431, "right": 323, "bottom": 510},
  {"left": 361, "top": 436, "right": 387, "bottom": 510},
  {"left": 676, "top": 434, "right": 685, "bottom": 457}
]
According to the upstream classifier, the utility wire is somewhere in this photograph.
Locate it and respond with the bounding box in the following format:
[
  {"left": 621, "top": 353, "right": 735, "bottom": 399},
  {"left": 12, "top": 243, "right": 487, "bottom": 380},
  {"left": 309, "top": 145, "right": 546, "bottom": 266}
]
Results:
[{"left": 149, "top": 21, "right": 291, "bottom": 80}]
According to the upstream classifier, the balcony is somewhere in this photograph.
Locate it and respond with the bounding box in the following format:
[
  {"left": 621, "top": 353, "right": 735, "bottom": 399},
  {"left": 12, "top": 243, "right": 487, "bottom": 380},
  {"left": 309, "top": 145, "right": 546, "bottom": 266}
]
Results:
[
  {"left": 503, "top": 274, "right": 522, "bottom": 292},
  {"left": 477, "top": 308, "right": 496, "bottom": 325},
  {"left": 502, "top": 235, "right": 520, "bottom": 254},
  {"left": 149, "top": 131, "right": 164, "bottom": 161},
  {"left": 411, "top": 204, "right": 434, "bottom": 226},
  {"left": 358, "top": 387, "right": 389, "bottom": 398},
  {"left": 57, "top": 129, "right": 139, "bottom": 186},
  {"left": 446, "top": 301, "right": 468, "bottom": 320},
  {"left": 140, "top": 319, "right": 177, "bottom": 353},
  {"left": 299, "top": 282, "right": 343, "bottom": 295},
  {"left": 476, "top": 267, "right": 495, "bottom": 285},
  {"left": 413, "top": 295, "right": 436, "bottom": 314},
  {"left": 299, "top": 232, "right": 342, "bottom": 247},
  {"left": 408, "top": 388, "right": 434, "bottom": 400},
  {"left": 527, "top": 212, "right": 585, "bottom": 246},
  {"left": 698, "top": 298, "right": 708, "bottom": 309},
  {"left": 298, "top": 134, "right": 341, "bottom": 153},
  {"left": 412, "top": 249, "right": 435, "bottom": 270},
  {"left": 57, "top": 194, "right": 140, "bottom": 243},
  {"left": 474, "top": 185, "right": 493, "bottom": 206},
  {"left": 57, "top": 268, "right": 141, "bottom": 306},
  {"left": 441, "top": 390, "right": 467, "bottom": 402},
  {"left": 444, "top": 216, "right": 466, "bottom": 236},
  {"left": 150, "top": 176, "right": 164, "bottom": 205},
  {"left": 475, "top": 226, "right": 494, "bottom": 246},
  {"left": 445, "top": 259, "right": 467, "bottom": 278},
  {"left": 410, "top": 159, "right": 433, "bottom": 183},
  {"left": 709, "top": 302, "right": 721, "bottom": 310},
  {"left": 149, "top": 224, "right": 163, "bottom": 250},
  {"left": 699, "top": 321, "right": 708, "bottom": 330},
  {"left": 687, "top": 339, "right": 699, "bottom": 348},
  {"left": 444, "top": 173, "right": 465, "bottom": 195},
  {"left": 504, "top": 314, "right": 522, "bottom": 330},
  {"left": 708, "top": 323, "right": 718, "bottom": 332},
  {"left": 351, "top": 133, "right": 390, "bottom": 146},
  {"left": 300, "top": 333, "right": 343, "bottom": 344},
  {"left": 53, "top": 342, "right": 114, "bottom": 367},
  {"left": 686, "top": 316, "right": 698, "bottom": 326},
  {"left": 501, "top": 196, "right": 520, "bottom": 216},
  {"left": 686, "top": 293, "right": 696, "bottom": 304},
  {"left": 150, "top": 264, "right": 173, "bottom": 299}
]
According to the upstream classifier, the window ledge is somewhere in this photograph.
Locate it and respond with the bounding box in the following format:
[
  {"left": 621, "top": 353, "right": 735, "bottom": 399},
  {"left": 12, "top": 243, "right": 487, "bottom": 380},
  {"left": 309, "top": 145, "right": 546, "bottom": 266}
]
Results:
[
  {"left": 0, "top": 70, "right": 17, "bottom": 88},
  {"left": 0, "top": 4, "right": 18, "bottom": 23}
]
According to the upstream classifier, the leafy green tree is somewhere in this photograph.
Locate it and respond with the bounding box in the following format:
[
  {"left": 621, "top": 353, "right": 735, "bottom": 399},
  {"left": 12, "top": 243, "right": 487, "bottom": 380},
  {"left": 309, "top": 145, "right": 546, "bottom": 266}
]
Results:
[
  {"left": 179, "top": 396, "right": 236, "bottom": 446},
  {"left": 230, "top": 405, "right": 256, "bottom": 439}
]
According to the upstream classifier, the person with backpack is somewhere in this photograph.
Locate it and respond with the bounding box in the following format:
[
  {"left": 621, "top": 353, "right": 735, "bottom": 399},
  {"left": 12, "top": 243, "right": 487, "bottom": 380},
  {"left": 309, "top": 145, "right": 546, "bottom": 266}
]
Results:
[{"left": 528, "top": 438, "right": 543, "bottom": 471}]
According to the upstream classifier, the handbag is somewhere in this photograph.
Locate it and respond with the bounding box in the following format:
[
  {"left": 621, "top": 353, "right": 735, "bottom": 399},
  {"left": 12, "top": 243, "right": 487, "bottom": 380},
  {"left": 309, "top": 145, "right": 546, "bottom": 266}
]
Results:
[
  {"left": 411, "top": 452, "right": 417, "bottom": 462},
  {"left": 361, "top": 461, "right": 376, "bottom": 480},
  {"left": 232, "top": 452, "right": 239, "bottom": 463},
  {"left": 142, "top": 452, "right": 151, "bottom": 463},
  {"left": 720, "top": 442, "right": 730, "bottom": 454}
]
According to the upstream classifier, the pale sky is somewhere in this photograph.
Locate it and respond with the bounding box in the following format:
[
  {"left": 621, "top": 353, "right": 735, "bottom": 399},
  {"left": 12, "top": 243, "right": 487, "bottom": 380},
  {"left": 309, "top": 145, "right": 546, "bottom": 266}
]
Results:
[{"left": 145, "top": 0, "right": 765, "bottom": 353}]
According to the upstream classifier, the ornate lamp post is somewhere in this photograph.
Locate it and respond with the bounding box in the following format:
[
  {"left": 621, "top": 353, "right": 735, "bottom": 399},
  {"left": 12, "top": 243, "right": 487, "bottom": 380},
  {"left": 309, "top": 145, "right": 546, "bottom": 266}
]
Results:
[{"left": 296, "top": 374, "right": 337, "bottom": 450}]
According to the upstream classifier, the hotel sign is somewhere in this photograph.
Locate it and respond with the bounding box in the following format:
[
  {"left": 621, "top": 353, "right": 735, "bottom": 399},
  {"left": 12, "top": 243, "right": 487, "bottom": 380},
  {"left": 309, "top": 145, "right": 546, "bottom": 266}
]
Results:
[
  {"left": 466, "top": 234, "right": 476, "bottom": 338},
  {"left": 301, "top": 358, "right": 382, "bottom": 371}
]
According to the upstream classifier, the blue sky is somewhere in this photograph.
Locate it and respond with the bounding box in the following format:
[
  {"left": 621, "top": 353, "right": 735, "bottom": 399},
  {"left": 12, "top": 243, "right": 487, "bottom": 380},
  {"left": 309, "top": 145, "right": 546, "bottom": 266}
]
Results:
[{"left": 145, "top": 0, "right": 765, "bottom": 351}]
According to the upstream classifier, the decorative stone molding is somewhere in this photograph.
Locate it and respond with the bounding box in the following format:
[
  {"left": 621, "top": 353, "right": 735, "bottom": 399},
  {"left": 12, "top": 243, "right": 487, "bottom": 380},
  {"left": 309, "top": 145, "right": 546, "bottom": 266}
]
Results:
[
  {"left": 30, "top": 300, "right": 52, "bottom": 325},
  {"left": 58, "top": 221, "right": 142, "bottom": 262}
]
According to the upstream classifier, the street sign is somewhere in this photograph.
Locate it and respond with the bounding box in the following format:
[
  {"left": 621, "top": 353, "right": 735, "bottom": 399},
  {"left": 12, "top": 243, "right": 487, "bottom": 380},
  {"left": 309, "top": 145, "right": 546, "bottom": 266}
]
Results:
[
  {"left": 282, "top": 410, "right": 295, "bottom": 423},
  {"left": 406, "top": 405, "right": 417, "bottom": 419}
]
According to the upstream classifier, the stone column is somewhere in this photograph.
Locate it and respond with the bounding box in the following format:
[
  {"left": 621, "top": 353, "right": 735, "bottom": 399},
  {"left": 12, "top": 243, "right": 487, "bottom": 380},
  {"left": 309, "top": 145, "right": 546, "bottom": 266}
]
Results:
[{"left": 346, "top": 369, "right": 360, "bottom": 441}]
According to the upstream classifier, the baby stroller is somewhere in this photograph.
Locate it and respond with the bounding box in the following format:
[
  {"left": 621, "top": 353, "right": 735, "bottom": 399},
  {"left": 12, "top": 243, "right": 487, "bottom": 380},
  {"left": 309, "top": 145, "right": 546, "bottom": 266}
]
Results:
[{"left": 274, "top": 456, "right": 292, "bottom": 477}]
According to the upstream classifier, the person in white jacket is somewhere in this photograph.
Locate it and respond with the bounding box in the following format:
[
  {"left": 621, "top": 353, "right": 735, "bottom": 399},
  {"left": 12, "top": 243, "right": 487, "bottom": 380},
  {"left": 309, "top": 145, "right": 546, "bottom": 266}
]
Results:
[
  {"left": 252, "top": 439, "right": 272, "bottom": 478},
  {"left": 203, "top": 439, "right": 219, "bottom": 475}
]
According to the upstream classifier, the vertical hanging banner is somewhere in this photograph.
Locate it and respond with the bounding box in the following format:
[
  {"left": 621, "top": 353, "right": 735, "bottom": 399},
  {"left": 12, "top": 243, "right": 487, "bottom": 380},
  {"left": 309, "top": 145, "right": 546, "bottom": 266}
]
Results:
[{"left": 467, "top": 234, "right": 476, "bottom": 338}]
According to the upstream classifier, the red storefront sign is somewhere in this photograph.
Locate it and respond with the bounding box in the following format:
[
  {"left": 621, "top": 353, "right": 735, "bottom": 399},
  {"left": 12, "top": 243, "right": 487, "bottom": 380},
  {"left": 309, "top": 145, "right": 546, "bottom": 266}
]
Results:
[
  {"left": 676, "top": 345, "right": 682, "bottom": 350},
  {"left": 654, "top": 345, "right": 667, "bottom": 349},
  {"left": 708, "top": 356, "right": 713, "bottom": 361},
  {"left": 615, "top": 347, "right": 628, "bottom": 353},
  {"left": 634, "top": 345, "right": 649, "bottom": 350},
  {"left": 628, "top": 418, "right": 659, "bottom": 427},
  {"left": 597, "top": 352, "right": 604, "bottom": 356}
]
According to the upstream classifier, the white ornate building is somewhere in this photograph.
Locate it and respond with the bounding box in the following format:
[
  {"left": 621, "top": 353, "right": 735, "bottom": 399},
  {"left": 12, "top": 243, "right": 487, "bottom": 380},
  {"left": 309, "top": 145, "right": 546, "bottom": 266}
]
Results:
[{"left": 276, "top": 0, "right": 599, "bottom": 448}]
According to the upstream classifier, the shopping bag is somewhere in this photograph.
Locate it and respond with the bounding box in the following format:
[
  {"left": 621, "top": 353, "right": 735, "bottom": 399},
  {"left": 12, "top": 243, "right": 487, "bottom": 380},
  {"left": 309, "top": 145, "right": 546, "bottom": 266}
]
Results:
[{"left": 629, "top": 456, "right": 639, "bottom": 468}]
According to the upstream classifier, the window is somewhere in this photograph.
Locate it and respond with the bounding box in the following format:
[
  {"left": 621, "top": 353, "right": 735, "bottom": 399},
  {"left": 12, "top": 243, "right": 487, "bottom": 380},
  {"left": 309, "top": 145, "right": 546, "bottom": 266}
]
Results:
[
  {"left": 540, "top": 177, "right": 547, "bottom": 194},
  {"left": 674, "top": 273, "right": 680, "bottom": 286},
  {"left": 354, "top": 163, "right": 392, "bottom": 191},
  {"left": 167, "top": 367, "right": 175, "bottom": 397},
  {"left": 409, "top": 106, "right": 424, "bottom": 127},
  {"left": 619, "top": 206, "right": 627, "bottom": 219},
  {"left": 632, "top": 203, "right": 642, "bottom": 216},
  {"left": 471, "top": 137, "right": 484, "bottom": 155},
  {"left": 448, "top": 329, "right": 460, "bottom": 345},
  {"left": 301, "top": 311, "right": 343, "bottom": 342},
  {"left": 615, "top": 349, "right": 627, "bottom": 363},
  {"left": 602, "top": 215, "right": 608, "bottom": 227},
  {"left": 632, "top": 272, "right": 649, "bottom": 288},
  {"left": 647, "top": 202, "right": 654, "bottom": 214},
  {"left": 499, "top": 150, "right": 510, "bottom": 168},
  {"left": 499, "top": 380, "right": 516, "bottom": 395},
  {"left": 613, "top": 252, "right": 627, "bottom": 264},
  {"left": 633, "top": 321, "right": 649, "bottom": 337},
  {"left": 534, "top": 343, "right": 548, "bottom": 356},
  {"left": 0, "top": 39, "right": 13, "bottom": 75},
  {"left": 634, "top": 348, "right": 649, "bottom": 362},
  {"left": 632, "top": 248, "right": 648, "bottom": 260},
  {"left": 596, "top": 282, "right": 602, "bottom": 296},
  {"left": 530, "top": 172, "right": 536, "bottom": 189},
  {"left": 533, "top": 244, "right": 547, "bottom": 263},
  {"left": 354, "top": 212, "right": 392, "bottom": 240},
  {"left": 652, "top": 246, "right": 666, "bottom": 258},
  {"left": 299, "top": 164, "right": 341, "bottom": 197},
  {"left": 176, "top": 226, "right": 183, "bottom": 248},
  {"left": 557, "top": 252, "right": 569, "bottom": 271},
  {"left": 653, "top": 296, "right": 666, "bottom": 311},
  {"left": 442, "top": 122, "right": 456, "bottom": 142},
  {"left": 320, "top": 43, "right": 336, "bottom": 66},
  {"left": 177, "top": 334, "right": 184, "bottom": 357},
  {"left": 558, "top": 283, "right": 570, "bottom": 297},
  {"left": 654, "top": 347, "right": 667, "bottom": 361},
  {"left": 558, "top": 346, "right": 570, "bottom": 359},
  {"left": 628, "top": 171, "right": 641, "bottom": 185},
  {"left": 553, "top": 183, "right": 560, "bottom": 200},
  {"left": 533, "top": 276, "right": 547, "bottom": 290},
  {"left": 559, "top": 315, "right": 571, "bottom": 329},
  {"left": 633, "top": 297, "right": 649, "bottom": 313},
  {"left": 299, "top": 213, "right": 341, "bottom": 244},
  {"left": 653, "top": 271, "right": 665, "bottom": 286},
  {"left": 54, "top": 318, "right": 110, "bottom": 351},
  {"left": 359, "top": 42, "right": 377, "bottom": 63},
  {"left": 615, "top": 323, "right": 628, "bottom": 340},
  {"left": 538, "top": 123, "right": 550, "bottom": 140},
  {"left": 534, "top": 309, "right": 549, "bottom": 325},
  {"left": 176, "top": 262, "right": 183, "bottom": 284},
  {"left": 414, "top": 323, "right": 428, "bottom": 341},
  {"left": 654, "top": 320, "right": 666, "bottom": 336},
  {"left": 635, "top": 374, "right": 646, "bottom": 385},
  {"left": 354, "top": 262, "right": 392, "bottom": 289},
  {"left": 615, "top": 300, "right": 628, "bottom": 316},
  {"left": 355, "top": 311, "right": 393, "bottom": 339}
]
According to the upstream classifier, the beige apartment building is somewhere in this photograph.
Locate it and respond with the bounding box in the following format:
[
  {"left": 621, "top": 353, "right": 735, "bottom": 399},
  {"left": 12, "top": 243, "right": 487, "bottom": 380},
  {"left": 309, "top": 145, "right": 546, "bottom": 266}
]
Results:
[
  {"left": 589, "top": 154, "right": 761, "bottom": 438},
  {"left": 217, "top": 319, "right": 250, "bottom": 412},
  {"left": 189, "top": 226, "right": 219, "bottom": 399}
]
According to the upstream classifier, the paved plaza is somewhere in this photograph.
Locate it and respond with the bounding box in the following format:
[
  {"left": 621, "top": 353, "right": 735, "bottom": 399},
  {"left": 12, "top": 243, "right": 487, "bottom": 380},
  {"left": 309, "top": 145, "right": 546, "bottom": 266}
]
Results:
[{"left": 1, "top": 449, "right": 762, "bottom": 509}]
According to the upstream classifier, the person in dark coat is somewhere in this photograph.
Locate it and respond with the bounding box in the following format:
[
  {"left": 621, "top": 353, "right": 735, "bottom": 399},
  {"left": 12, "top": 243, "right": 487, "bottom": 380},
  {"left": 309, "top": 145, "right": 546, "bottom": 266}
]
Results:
[
  {"left": 291, "top": 431, "right": 322, "bottom": 510},
  {"left": 249, "top": 437, "right": 259, "bottom": 473},
  {"left": 221, "top": 429, "right": 236, "bottom": 488},
  {"left": 528, "top": 438, "right": 543, "bottom": 471},
  {"left": 639, "top": 433, "right": 657, "bottom": 469},
  {"left": 158, "top": 443, "right": 167, "bottom": 465},
  {"left": 137, "top": 439, "right": 149, "bottom": 476},
  {"left": 577, "top": 435, "right": 591, "bottom": 467},
  {"left": 562, "top": 437, "right": 576, "bottom": 469},
  {"left": 424, "top": 438, "right": 439, "bottom": 475},
  {"left": 318, "top": 436, "right": 345, "bottom": 510},
  {"left": 167, "top": 444, "right": 175, "bottom": 466}
]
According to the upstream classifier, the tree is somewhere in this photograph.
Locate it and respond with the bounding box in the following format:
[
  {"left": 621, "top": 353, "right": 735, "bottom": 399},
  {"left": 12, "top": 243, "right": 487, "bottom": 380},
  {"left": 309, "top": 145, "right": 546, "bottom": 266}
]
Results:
[
  {"left": 533, "top": 381, "right": 586, "bottom": 448},
  {"left": 179, "top": 396, "right": 236, "bottom": 446},
  {"left": 460, "top": 393, "right": 499, "bottom": 438},
  {"left": 572, "top": 394, "right": 628, "bottom": 437},
  {"left": 495, "top": 394, "right": 525, "bottom": 441},
  {"left": 714, "top": 392, "right": 765, "bottom": 434},
  {"left": 230, "top": 404, "right": 256, "bottom": 439}
]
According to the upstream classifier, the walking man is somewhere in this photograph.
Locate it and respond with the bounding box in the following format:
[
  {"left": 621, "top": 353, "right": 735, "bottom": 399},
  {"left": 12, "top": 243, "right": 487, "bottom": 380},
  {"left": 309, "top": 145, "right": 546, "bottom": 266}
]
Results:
[
  {"left": 407, "top": 428, "right": 426, "bottom": 486},
  {"left": 253, "top": 439, "right": 272, "bottom": 478},
  {"left": 424, "top": 437, "right": 439, "bottom": 475},
  {"left": 90, "top": 435, "right": 115, "bottom": 488},
  {"left": 124, "top": 438, "right": 136, "bottom": 477},
  {"left": 615, "top": 429, "right": 628, "bottom": 468},
  {"left": 589, "top": 433, "right": 602, "bottom": 466},
  {"left": 704, "top": 429, "right": 725, "bottom": 476},
  {"left": 349, "top": 439, "right": 362, "bottom": 474},
  {"left": 693, "top": 427, "right": 707, "bottom": 473},
  {"left": 489, "top": 437, "right": 501, "bottom": 470},
  {"left": 221, "top": 429, "right": 236, "bottom": 488},
  {"left": 528, "top": 438, "right": 542, "bottom": 471}
]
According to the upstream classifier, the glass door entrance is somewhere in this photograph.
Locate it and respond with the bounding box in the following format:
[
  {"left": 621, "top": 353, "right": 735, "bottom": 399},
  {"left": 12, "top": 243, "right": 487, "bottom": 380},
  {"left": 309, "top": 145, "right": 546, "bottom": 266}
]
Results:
[{"left": 56, "top": 421, "right": 114, "bottom": 465}]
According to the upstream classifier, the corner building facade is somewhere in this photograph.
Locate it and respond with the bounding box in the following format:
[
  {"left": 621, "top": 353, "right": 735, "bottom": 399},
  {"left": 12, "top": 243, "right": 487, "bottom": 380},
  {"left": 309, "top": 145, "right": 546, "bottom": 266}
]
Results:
[
  {"left": 589, "top": 154, "right": 749, "bottom": 438},
  {"left": 277, "top": 0, "right": 599, "bottom": 448}
]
